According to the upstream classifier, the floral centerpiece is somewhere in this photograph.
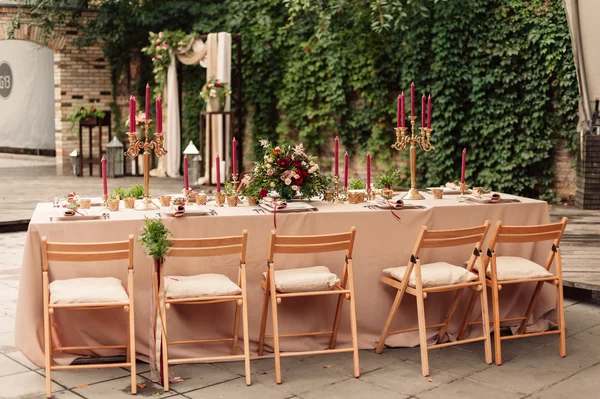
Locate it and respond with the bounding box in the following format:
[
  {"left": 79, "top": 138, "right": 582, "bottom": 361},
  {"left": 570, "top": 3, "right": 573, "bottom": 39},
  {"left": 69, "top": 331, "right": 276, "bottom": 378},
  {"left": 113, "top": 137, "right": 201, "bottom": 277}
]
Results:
[
  {"left": 200, "top": 76, "right": 232, "bottom": 111},
  {"left": 67, "top": 104, "right": 105, "bottom": 133},
  {"left": 247, "top": 140, "right": 330, "bottom": 201}
]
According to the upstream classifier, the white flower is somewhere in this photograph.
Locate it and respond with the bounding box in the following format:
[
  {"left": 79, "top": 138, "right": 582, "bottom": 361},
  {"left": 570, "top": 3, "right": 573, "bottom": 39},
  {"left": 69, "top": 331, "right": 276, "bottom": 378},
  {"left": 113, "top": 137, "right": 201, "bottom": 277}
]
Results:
[
  {"left": 270, "top": 182, "right": 276, "bottom": 188},
  {"left": 254, "top": 166, "right": 259, "bottom": 172},
  {"left": 301, "top": 161, "right": 307, "bottom": 166},
  {"left": 158, "top": 32, "right": 164, "bottom": 38},
  {"left": 266, "top": 156, "right": 273, "bottom": 163},
  {"left": 267, "top": 169, "right": 274, "bottom": 176},
  {"left": 309, "top": 167, "right": 316, "bottom": 174},
  {"left": 294, "top": 174, "right": 300, "bottom": 179},
  {"left": 210, "top": 89, "right": 217, "bottom": 97},
  {"left": 309, "top": 161, "right": 315, "bottom": 166},
  {"left": 285, "top": 178, "right": 292, "bottom": 186},
  {"left": 259, "top": 139, "right": 270, "bottom": 148},
  {"left": 292, "top": 185, "right": 298, "bottom": 191},
  {"left": 294, "top": 143, "right": 305, "bottom": 156},
  {"left": 266, "top": 163, "right": 272, "bottom": 169}
]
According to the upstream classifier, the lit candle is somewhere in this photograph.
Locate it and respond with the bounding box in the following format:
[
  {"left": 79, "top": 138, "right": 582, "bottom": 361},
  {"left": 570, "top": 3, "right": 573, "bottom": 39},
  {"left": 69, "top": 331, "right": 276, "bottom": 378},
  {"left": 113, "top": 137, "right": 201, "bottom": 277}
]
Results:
[
  {"left": 145, "top": 84, "right": 151, "bottom": 120},
  {"left": 397, "top": 95, "right": 401, "bottom": 128},
  {"left": 401, "top": 91, "right": 405, "bottom": 128},
  {"left": 421, "top": 94, "right": 426, "bottom": 128},
  {"left": 427, "top": 94, "right": 432, "bottom": 129},
  {"left": 129, "top": 96, "right": 135, "bottom": 133},
  {"left": 156, "top": 97, "right": 162, "bottom": 133},
  {"left": 344, "top": 151, "right": 349, "bottom": 189},
  {"left": 410, "top": 82, "right": 415, "bottom": 117},
  {"left": 183, "top": 155, "right": 189, "bottom": 189},
  {"left": 334, "top": 136, "right": 339, "bottom": 175},
  {"left": 232, "top": 137, "right": 237, "bottom": 175},
  {"left": 461, "top": 148, "right": 467, "bottom": 184},
  {"left": 101, "top": 156, "right": 108, "bottom": 196},
  {"left": 366, "top": 152, "right": 371, "bottom": 189},
  {"left": 216, "top": 155, "right": 221, "bottom": 193}
]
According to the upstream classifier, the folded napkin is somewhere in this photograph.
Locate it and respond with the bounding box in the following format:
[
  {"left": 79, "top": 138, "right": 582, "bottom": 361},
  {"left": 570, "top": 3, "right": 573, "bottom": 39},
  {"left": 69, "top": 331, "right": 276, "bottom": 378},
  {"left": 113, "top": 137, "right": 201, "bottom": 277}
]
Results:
[
  {"left": 376, "top": 198, "right": 404, "bottom": 209},
  {"left": 170, "top": 204, "right": 185, "bottom": 217},
  {"left": 261, "top": 198, "right": 288, "bottom": 210}
]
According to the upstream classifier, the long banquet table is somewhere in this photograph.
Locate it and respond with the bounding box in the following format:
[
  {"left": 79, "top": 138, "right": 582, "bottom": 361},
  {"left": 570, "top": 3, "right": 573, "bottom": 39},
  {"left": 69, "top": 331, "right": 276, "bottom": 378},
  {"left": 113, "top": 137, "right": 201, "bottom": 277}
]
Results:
[{"left": 15, "top": 193, "right": 557, "bottom": 367}]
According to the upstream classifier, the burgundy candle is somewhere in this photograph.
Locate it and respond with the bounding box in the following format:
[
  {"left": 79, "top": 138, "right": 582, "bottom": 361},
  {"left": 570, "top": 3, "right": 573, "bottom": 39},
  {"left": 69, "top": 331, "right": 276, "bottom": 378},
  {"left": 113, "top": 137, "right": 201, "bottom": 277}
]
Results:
[
  {"left": 334, "top": 136, "right": 339, "bottom": 175},
  {"left": 397, "top": 95, "right": 401, "bottom": 128},
  {"left": 145, "top": 84, "right": 151, "bottom": 120},
  {"left": 421, "top": 94, "right": 426, "bottom": 128},
  {"left": 101, "top": 156, "right": 108, "bottom": 196},
  {"left": 461, "top": 148, "right": 467, "bottom": 184},
  {"left": 344, "top": 151, "right": 349, "bottom": 189},
  {"left": 410, "top": 82, "right": 415, "bottom": 117},
  {"left": 232, "top": 137, "right": 237, "bottom": 175},
  {"left": 183, "top": 155, "right": 189, "bottom": 189},
  {"left": 401, "top": 92, "right": 406, "bottom": 128},
  {"left": 156, "top": 97, "right": 162, "bottom": 133},
  {"left": 129, "top": 96, "right": 135, "bottom": 133},
  {"left": 366, "top": 152, "right": 371, "bottom": 189},
  {"left": 427, "top": 95, "right": 432, "bottom": 128},
  {"left": 216, "top": 155, "right": 221, "bottom": 192}
]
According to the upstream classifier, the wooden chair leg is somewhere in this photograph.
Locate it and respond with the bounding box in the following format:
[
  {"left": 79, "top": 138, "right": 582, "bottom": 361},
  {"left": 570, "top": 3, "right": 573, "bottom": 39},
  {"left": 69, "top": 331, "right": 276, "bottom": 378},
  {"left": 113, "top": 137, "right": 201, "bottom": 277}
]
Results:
[
  {"left": 437, "top": 288, "right": 464, "bottom": 343},
  {"left": 43, "top": 274, "right": 52, "bottom": 399},
  {"left": 257, "top": 284, "right": 270, "bottom": 357},
  {"left": 129, "top": 300, "right": 137, "bottom": 394},
  {"left": 329, "top": 293, "right": 345, "bottom": 350},
  {"left": 479, "top": 282, "right": 493, "bottom": 365},
  {"left": 516, "top": 281, "right": 544, "bottom": 335},
  {"left": 241, "top": 270, "right": 252, "bottom": 385},
  {"left": 347, "top": 263, "right": 360, "bottom": 378},
  {"left": 415, "top": 288, "right": 429, "bottom": 377},
  {"left": 231, "top": 300, "right": 241, "bottom": 356},
  {"left": 491, "top": 282, "right": 502, "bottom": 365},
  {"left": 556, "top": 251, "right": 566, "bottom": 357},
  {"left": 126, "top": 316, "right": 131, "bottom": 364},
  {"left": 268, "top": 268, "right": 282, "bottom": 384},
  {"left": 457, "top": 290, "right": 478, "bottom": 341},
  {"left": 161, "top": 299, "right": 169, "bottom": 392},
  {"left": 376, "top": 288, "right": 405, "bottom": 354}
]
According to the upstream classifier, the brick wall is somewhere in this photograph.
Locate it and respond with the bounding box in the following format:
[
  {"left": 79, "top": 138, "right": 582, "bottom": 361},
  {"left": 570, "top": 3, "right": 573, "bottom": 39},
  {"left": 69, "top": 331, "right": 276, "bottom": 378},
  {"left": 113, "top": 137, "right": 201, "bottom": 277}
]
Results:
[
  {"left": 553, "top": 139, "right": 577, "bottom": 198},
  {"left": 576, "top": 135, "right": 600, "bottom": 209}
]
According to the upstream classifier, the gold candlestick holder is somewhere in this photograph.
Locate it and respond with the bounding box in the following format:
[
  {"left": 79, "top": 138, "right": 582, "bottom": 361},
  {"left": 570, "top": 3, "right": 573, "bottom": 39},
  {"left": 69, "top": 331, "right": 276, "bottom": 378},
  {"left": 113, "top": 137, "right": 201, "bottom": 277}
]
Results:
[
  {"left": 366, "top": 187, "right": 373, "bottom": 201},
  {"left": 459, "top": 182, "right": 466, "bottom": 198},
  {"left": 102, "top": 194, "right": 108, "bottom": 207},
  {"left": 392, "top": 116, "right": 434, "bottom": 200},
  {"left": 125, "top": 119, "right": 168, "bottom": 211},
  {"left": 333, "top": 173, "right": 345, "bottom": 203},
  {"left": 232, "top": 173, "right": 239, "bottom": 191}
]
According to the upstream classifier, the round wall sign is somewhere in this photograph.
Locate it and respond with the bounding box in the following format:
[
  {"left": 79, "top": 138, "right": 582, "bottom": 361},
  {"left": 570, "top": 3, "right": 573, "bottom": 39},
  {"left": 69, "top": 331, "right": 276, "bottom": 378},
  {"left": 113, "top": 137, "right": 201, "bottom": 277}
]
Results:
[{"left": 0, "top": 62, "right": 13, "bottom": 99}]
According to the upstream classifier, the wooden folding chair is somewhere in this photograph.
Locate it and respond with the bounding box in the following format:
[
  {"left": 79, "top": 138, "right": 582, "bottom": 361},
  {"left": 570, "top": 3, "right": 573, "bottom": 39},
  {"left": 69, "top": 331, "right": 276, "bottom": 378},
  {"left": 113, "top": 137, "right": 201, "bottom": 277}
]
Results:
[
  {"left": 463, "top": 217, "right": 569, "bottom": 365},
  {"left": 257, "top": 227, "right": 359, "bottom": 384},
  {"left": 375, "top": 222, "right": 493, "bottom": 377},
  {"left": 159, "top": 230, "right": 250, "bottom": 391},
  {"left": 41, "top": 235, "right": 136, "bottom": 398}
]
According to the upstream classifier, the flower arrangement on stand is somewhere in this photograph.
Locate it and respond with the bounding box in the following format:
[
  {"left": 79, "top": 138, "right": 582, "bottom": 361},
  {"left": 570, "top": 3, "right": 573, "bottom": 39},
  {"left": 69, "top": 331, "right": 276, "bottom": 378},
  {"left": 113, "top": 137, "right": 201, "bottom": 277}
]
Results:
[
  {"left": 200, "top": 77, "right": 232, "bottom": 112},
  {"left": 247, "top": 140, "right": 330, "bottom": 201},
  {"left": 67, "top": 104, "right": 105, "bottom": 133}
]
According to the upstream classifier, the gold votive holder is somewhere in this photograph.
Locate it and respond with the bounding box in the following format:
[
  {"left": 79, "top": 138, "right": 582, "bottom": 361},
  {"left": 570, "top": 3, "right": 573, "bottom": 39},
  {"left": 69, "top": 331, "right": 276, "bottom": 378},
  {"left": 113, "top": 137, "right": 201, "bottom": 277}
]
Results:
[
  {"left": 347, "top": 191, "right": 366, "bottom": 204},
  {"left": 107, "top": 199, "right": 120, "bottom": 212},
  {"left": 196, "top": 193, "right": 208, "bottom": 205},
  {"left": 431, "top": 188, "right": 443, "bottom": 200},
  {"left": 124, "top": 197, "right": 136, "bottom": 208},
  {"left": 187, "top": 191, "right": 198, "bottom": 202},
  {"left": 78, "top": 199, "right": 91, "bottom": 209},
  {"left": 325, "top": 191, "right": 333, "bottom": 202},
  {"left": 215, "top": 192, "right": 225, "bottom": 206},
  {"left": 247, "top": 196, "right": 259, "bottom": 206},
  {"left": 227, "top": 195, "right": 239, "bottom": 207},
  {"left": 159, "top": 196, "right": 172, "bottom": 207}
]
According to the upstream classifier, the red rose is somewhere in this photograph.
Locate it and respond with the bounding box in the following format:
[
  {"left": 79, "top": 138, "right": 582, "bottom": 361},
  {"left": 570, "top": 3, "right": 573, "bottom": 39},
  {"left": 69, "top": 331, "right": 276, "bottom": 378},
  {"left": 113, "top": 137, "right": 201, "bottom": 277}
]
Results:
[
  {"left": 301, "top": 170, "right": 308, "bottom": 178},
  {"left": 276, "top": 158, "right": 289, "bottom": 168},
  {"left": 206, "top": 87, "right": 209, "bottom": 91},
  {"left": 274, "top": 147, "right": 281, "bottom": 153},
  {"left": 295, "top": 177, "right": 303, "bottom": 185},
  {"left": 259, "top": 189, "right": 268, "bottom": 198},
  {"left": 216, "top": 83, "right": 221, "bottom": 87},
  {"left": 293, "top": 161, "right": 302, "bottom": 168}
]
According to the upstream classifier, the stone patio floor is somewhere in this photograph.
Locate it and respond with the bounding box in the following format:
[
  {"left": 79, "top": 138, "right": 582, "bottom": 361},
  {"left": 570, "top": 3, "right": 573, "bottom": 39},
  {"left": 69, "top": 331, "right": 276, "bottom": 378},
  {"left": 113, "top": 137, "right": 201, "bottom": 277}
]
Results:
[{"left": 1, "top": 231, "right": 600, "bottom": 398}]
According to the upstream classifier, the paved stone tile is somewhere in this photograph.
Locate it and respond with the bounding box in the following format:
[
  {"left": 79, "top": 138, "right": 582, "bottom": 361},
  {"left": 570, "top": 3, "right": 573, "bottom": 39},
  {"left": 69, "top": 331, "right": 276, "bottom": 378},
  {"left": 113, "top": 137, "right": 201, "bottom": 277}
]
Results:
[
  {"left": 564, "top": 301, "right": 600, "bottom": 337},
  {"left": 140, "top": 363, "right": 239, "bottom": 394},
  {"left": 0, "top": 353, "right": 29, "bottom": 377},
  {"left": 214, "top": 357, "right": 275, "bottom": 377},
  {"left": 5, "top": 349, "right": 41, "bottom": 370},
  {"left": 406, "top": 346, "right": 491, "bottom": 377},
  {"left": 185, "top": 377, "right": 291, "bottom": 399},
  {"left": 0, "top": 315, "right": 15, "bottom": 334},
  {"left": 532, "top": 362, "right": 600, "bottom": 398},
  {"left": 0, "top": 370, "right": 63, "bottom": 398},
  {"left": 23, "top": 390, "right": 81, "bottom": 399},
  {"left": 39, "top": 366, "right": 131, "bottom": 389},
  {"left": 468, "top": 361, "right": 561, "bottom": 395},
  {"left": 459, "top": 333, "right": 558, "bottom": 363},
  {"left": 361, "top": 360, "right": 457, "bottom": 396},
  {"left": 302, "top": 349, "right": 397, "bottom": 377},
  {"left": 0, "top": 331, "right": 16, "bottom": 353},
  {"left": 377, "top": 345, "right": 422, "bottom": 361},
  {"left": 415, "top": 377, "right": 523, "bottom": 399},
  {"left": 254, "top": 357, "right": 349, "bottom": 396},
  {"left": 71, "top": 375, "right": 174, "bottom": 399},
  {"left": 302, "top": 377, "right": 408, "bottom": 399}
]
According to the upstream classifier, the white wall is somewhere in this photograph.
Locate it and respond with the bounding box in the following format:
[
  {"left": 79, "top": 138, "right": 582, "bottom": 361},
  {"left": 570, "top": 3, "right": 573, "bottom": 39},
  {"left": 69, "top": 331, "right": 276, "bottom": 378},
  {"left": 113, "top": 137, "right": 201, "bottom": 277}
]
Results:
[{"left": 0, "top": 40, "right": 54, "bottom": 150}]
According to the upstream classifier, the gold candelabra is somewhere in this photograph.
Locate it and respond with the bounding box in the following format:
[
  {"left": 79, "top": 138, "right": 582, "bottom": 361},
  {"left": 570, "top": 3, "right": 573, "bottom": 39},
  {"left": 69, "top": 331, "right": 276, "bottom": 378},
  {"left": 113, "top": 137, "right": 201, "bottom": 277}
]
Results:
[
  {"left": 333, "top": 173, "right": 345, "bottom": 203},
  {"left": 392, "top": 116, "right": 434, "bottom": 200},
  {"left": 125, "top": 119, "right": 168, "bottom": 210}
]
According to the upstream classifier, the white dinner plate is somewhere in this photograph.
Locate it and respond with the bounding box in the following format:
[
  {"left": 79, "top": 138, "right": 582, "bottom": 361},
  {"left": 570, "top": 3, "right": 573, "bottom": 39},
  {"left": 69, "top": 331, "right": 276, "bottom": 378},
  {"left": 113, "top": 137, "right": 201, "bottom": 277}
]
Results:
[
  {"left": 160, "top": 206, "right": 211, "bottom": 217},
  {"left": 52, "top": 209, "right": 104, "bottom": 221},
  {"left": 259, "top": 202, "right": 317, "bottom": 213},
  {"left": 426, "top": 187, "right": 472, "bottom": 195}
]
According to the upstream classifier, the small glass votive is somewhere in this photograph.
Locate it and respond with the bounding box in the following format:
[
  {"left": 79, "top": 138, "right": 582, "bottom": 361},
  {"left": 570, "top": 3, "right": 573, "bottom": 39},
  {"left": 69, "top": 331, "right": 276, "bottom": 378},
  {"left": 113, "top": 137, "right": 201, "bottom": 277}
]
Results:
[
  {"left": 159, "top": 195, "right": 172, "bottom": 207},
  {"left": 196, "top": 193, "right": 208, "bottom": 205},
  {"left": 431, "top": 188, "right": 443, "bottom": 199},
  {"left": 78, "top": 199, "right": 91, "bottom": 209}
]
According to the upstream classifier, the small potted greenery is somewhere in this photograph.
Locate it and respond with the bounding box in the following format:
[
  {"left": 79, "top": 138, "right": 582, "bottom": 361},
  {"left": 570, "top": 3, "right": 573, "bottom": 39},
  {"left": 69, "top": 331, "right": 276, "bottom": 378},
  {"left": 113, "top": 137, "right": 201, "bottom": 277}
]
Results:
[
  {"left": 375, "top": 170, "right": 400, "bottom": 200},
  {"left": 200, "top": 76, "right": 232, "bottom": 112},
  {"left": 67, "top": 104, "right": 105, "bottom": 133},
  {"left": 139, "top": 217, "right": 172, "bottom": 270},
  {"left": 242, "top": 178, "right": 263, "bottom": 206},
  {"left": 347, "top": 178, "right": 366, "bottom": 204},
  {"left": 107, "top": 190, "right": 120, "bottom": 211},
  {"left": 223, "top": 181, "right": 238, "bottom": 207}
]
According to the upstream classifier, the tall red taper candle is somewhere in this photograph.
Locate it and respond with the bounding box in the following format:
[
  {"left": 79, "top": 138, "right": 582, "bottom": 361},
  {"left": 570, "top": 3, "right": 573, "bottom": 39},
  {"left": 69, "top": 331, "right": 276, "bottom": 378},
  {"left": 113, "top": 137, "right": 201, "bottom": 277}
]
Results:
[
  {"left": 232, "top": 137, "right": 237, "bottom": 175},
  {"left": 401, "top": 91, "right": 406, "bottom": 128},
  {"left": 461, "top": 148, "right": 466, "bottom": 184},
  {"left": 344, "top": 151, "right": 349, "bottom": 189},
  {"left": 421, "top": 94, "right": 426, "bottom": 128},
  {"left": 101, "top": 156, "right": 108, "bottom": 195},
  {"left": 156, "top": 97, "right": 162, "bottom": 133},
  {"left": 397, "top": 95, "right": 401, "bottom": 128},
  {"left": 410, "top": 82, "right": 415, "bottom": 117},
  {"left": 183, "top": 155, "right": 189, "bottom": 189},
  {"left": 129, "top": 96, "right": 135, "bottom": 133},
  {"left": 215, "top": 155, "right": 221, "bottom": 192},
  {"left": 145, "top": 84, "right": 151, "bottom": 120},
  {"left": 334, "top": 136, "right": 339, "bottom": 175},
  {"left": 427, "top": 95, "right": 432, "bottom": 128},
  {"left": 366, "top": 152, "right": 371, "bottom": 189}
]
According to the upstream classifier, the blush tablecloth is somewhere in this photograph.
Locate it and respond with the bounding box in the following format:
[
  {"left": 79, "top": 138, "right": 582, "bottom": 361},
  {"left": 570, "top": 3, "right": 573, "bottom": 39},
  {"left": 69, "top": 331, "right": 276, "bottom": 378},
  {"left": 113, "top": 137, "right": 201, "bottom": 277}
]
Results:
[{"left": 15, "top": 193, "right": 556, "bottom": 367}]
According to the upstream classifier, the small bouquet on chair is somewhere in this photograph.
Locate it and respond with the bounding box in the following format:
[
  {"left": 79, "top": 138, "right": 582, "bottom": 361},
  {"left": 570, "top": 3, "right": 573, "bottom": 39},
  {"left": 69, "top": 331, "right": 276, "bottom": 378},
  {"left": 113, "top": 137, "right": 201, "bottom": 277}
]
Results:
[{"left": 170, "top": 197, "right": 186, "bottom": 217}]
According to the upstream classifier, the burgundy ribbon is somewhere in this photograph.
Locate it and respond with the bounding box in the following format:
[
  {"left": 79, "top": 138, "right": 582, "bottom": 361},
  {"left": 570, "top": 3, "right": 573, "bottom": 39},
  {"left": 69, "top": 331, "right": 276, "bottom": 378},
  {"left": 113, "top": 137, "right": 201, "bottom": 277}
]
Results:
[
  {"left": 381, "top": 199, "right": 402, "bottom": 221},
  {"left": 273, "top": 199, "right": 277, "bottom": 229}
]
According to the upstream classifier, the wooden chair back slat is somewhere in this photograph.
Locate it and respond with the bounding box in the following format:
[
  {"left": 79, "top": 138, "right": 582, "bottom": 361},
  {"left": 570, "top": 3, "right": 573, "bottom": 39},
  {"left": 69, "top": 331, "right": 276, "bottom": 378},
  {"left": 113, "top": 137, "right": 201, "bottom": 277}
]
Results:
[
  {"left": 496, "top": 231, "right": 562, "bottom": 243},
  {"left": 42, "top": 235, "right": 134, "bottom": 270},
  {"left": 421, "top": 234, "right": 486, "bottom": 249},
  {"left": 423, "top": 225, "right": 489, "bottom": 240},
  {"left": 167, "top": 245, "right": 244, "bottom": 258},
  {"left": 268, "top": 227, "right": 356, "bottom": 262},
  {"left": 275, "top": 232, "right": 353, "bottom": 246},
  {"left": 170, "top": 236, "right": 244, "bottom": 248},
  {"left": 46, "top": 241, "right": 129, "bottom": 252},
  {"left": 273, "top": 241, "right": 350, "bottom": 255},
  {"left": 498, "top": 222, "right": 565, "bottom": 235},
  {"left": 47, "top": 250, "right": 130, "bottom": 262},
  {"left": 489, "top": 217, "right": 568, "bottom": 250},
  {"left": 415, "top": 221, "right": 491, "bottom": 255}
]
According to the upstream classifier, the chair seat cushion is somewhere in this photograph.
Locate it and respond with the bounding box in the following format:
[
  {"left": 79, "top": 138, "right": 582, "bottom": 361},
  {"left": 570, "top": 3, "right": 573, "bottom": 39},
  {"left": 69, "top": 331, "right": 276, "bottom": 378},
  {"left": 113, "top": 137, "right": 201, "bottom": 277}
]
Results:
[
  {"left": 383, "top": 262, "right": 478, "bottom": 288},
  {"left": 49, "top": 277, "right": 129, "bottom": 304},
  {"left": 164, "top": 273, "right": 241, "bottom": 298},
  {"left": 263, "top": 266, "right": 340, "bottom": 293},
  {"left": 487, "top": 256, "right": 553, "bottom": 281}
]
